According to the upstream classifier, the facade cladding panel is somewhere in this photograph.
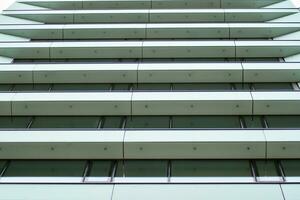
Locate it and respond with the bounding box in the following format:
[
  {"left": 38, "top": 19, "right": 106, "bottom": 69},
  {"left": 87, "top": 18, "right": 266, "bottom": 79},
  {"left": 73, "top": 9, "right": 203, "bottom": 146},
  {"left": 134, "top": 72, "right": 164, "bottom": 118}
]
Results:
[{"left": 1, "top": 0, "right": 300, "bottom": 199}]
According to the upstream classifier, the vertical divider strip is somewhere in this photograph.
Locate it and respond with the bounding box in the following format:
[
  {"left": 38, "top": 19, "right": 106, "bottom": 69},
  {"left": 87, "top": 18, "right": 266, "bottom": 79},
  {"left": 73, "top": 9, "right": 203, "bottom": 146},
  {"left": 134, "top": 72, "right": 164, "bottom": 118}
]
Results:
[
  {"left": 122, "top": 130, "right": 126, "bottom": 159},
  {"left": 262, "top": 129, "right": 268, "bottom": 159},
  {"left": 10, "top": 93, "right": 17, "bottom": 117},
  {"left": 0, "top": 160, "right": 10, "bottom": 178},
  {"left": 241, "top": 62, "right": 245, "bottom": 84}
]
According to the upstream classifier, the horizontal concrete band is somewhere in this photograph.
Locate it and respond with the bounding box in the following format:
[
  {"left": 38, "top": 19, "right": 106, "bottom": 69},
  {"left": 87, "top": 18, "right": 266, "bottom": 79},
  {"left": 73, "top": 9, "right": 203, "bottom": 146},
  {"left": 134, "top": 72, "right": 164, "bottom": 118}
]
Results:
[
  {"left": 0, "top": 62, "right": 299, "bottom": 84},
  {"left": 0, "top": 40, "right": 300, "bottom": 59},
  {"left": 1, "top": 23, "right": 299, "bottom": 39},
  {"left": 0, "top": 91, "right": 298, "bottom": 115},
  {"left": 3, "top": 9, "right": 298, "bottom": 23},
  {"left": 17, "top": 0, "right": 285, "bottom": 9},
  {"left": 0, "top": 184, "right": 294, "bottom": 200},
  {"left": 0, "top": 129, "right": 297, "bottom": 159}
]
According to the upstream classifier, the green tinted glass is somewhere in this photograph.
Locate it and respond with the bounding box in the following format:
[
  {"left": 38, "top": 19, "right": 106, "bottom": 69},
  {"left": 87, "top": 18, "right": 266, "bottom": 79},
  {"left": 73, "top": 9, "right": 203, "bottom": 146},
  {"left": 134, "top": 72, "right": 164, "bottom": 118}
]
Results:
[
  {"left": 31, "top": 117, "right": 100, "bottom": 128},
  {"left": 4, "top": 160, "right": 86, "bottom": 177},
  {"left": 116, "top": 160, "right": 168, "bottom": 177},
  {"left": 171, "top": 160, "right": 251, "bottom": 177},
  {"left": 173, "top": 116, "right": 240, "bottom": 128}
]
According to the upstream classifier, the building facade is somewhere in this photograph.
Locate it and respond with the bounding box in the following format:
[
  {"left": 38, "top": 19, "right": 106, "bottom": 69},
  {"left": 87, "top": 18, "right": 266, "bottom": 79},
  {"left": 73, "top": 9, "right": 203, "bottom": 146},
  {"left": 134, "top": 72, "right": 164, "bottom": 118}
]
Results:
[{"left": 0, "top": 0, "right": 300, "bottom": 199}]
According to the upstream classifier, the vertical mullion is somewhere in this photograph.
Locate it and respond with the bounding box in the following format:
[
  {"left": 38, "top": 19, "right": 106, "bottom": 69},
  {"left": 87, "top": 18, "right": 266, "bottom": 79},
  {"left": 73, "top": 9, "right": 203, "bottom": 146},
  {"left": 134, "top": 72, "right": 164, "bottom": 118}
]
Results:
[
  {"left": 167, "top": 160, "right": 171, "bottom": 183},
  {"left": 277, "top": 160, "right": 286, "bottom": 182},
  {"left": 97, "top": 117, "right": 103, "bottom": 129},
  {"left": 250, "top": 160, "right": 258, "bottom": 182},
  {"left": 110, "top": 160, "right": 118, "bottom": 182},
  {"left": 26, "top": 116, "right": 35, "bottom": 129},
  {"left": 82, "top": 160, "right": 91, "bottom": 183},
  {"left": 0, "top": 160, "right": 10, "bottom": 178}
]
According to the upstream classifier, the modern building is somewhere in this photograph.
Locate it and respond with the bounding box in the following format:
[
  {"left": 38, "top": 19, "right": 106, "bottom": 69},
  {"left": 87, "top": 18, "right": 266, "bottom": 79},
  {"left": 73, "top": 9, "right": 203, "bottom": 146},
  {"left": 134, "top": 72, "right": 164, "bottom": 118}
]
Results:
[{"left": 0, "top": 0, "right": 300, "bottom": 199}]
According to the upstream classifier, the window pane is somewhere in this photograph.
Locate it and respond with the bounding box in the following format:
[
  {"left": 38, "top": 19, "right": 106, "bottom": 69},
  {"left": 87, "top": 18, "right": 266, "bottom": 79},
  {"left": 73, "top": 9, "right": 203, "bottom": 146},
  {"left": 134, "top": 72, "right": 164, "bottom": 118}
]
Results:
[
  {"left": 173, "top": 116, "right": 240, "bottom": 128},
  {"left": 126, "top": 116, "right": 169, "bottom": 128},
  {"left": 0, "top": 84, "right": 12, "bottom": 91},
  {"left": 133, "top": 83, "right": 171, "bottom": 91},
  {"left": 256, "top": 160, "right": 281, "bottom": 182},
  {"left": 51, "top": 84, "right": 111, "bottom": 91},
  {"left": 173, "top": 83, "right": 232, "bottom": 90},
  {"left": 234, "top": 83, "right": 251, "bottom": 91},
  {"left": 253, "top": 83, "right": 292, "bottom": 90},
  {"left": 113, "top": 84, "right": 130, "bottom": 91},
  {"left": 4, "top": 160, "right": 86, "bottom": 177},
  {"left": 31, "top": 117, "right": 100, "bottom": 128},
  {"left": 102, "top": 117, "right": 123, "bottom": 128},
  {"left": 243, "top": 116, "right": 263, "bottom": 128},
  {"left": 89, "top": 161, "right": 112, "bottom": 177},
  {"left": 281, "top": 160, "right": 300, "bottom": 182},
  {"left": 116, "top": 160, "right": 168, "bottom": 177},
  {"left": 0, "top": 160, "right": 6, "bottom": 172},
  {"left": 85, "top": 161, "right": 112, "bottom": 182},
  {"left": 266, "top": 116, "right": 300, "bottom": 128},
  {"left": 0, "top": 117, "right": 31, "bottom": 128},
  {"left": 171, "top": 160, "right": 251, "bottom": 178},
  {"left": 13, "top": 84, "right": 50, "bottom": 91}
]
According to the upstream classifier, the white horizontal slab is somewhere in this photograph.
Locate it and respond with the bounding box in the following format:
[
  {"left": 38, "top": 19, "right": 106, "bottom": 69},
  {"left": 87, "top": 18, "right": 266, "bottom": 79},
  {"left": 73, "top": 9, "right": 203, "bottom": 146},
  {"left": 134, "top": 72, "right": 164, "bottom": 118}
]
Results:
[
  {"left": 0, "top": 93, "right": 15, "bottom": 115},
  {"left": 0, "top": 64, "right": 33, "bottom": 83},
  {"left": 138, "top": 63, "right": 242, "bottom": 82},
  {"left": 149, "top": 9, "right": 224, "bottom": 22},
  {"left": 82, "top": 0, "right": 151, "bottom": 9},
  {"left": 0, "top": 130, "right": 124, "bottom": 159},
  {"left": 0, "top": 177, "right": 84, "bottom": 184},
  {"left": 224, "top": 9, "right": 297, "bottom": 22},
  {"left": 0, "top": 24, "right": 64, "bottom": 39},
  {"left": 18, "top": 0, "right": 285, "bottom": 9},
  {"left": 229, "top": 23, "right": 300, "bottom": 38},
  {"left": 113, "top": 184, "right": 283, "bottom": 200},
  {"left": 3, "top": 62, "right": 300, "bottom": 84},
  {"left": 243, "top": 63, "right": 300, "bottom": 82},
  {"left": 0, "top": 42, "right": 50, "bottom": 59},
  {"left": 50, "top": 41, "right": 143, "bottom": 59},
  {"left": 236, "top": 40, "right": 300, "bottom": 58},
  {"left": 265, "top": 130, "right": 300, "bottom": 159},
  {"left": 252, "top": 91, "right": 300, "bottom": 115},
  {"left": 0, "top": 184, "right": 113, "bottom": 200},
  {"left": 146, "top": 23, "right": 229, "bottom": 38},
  {"left": 1, "top": 41, "right": 300, "bottom": 59},
  {"left": 142, "top": 41, "right": 235, "bottom": 58},
  {"left": 64, "top": 24, "right": 146, "bottom": 39},
  {"left": 3, "top": 9, "right": 297, "bottom": 23},
  {"left": 33, "top": 63, "right": 138, "bottom": 83},
  {"left": 132, "top": 92, "right": 252, "bottom": 115},
  {"left": 124, "top": 130, "right": 265, "bottom": 159},
  {"left": 12, "top": 92, "right": 132, "bottom": 115},
  {"left": 2, "top": 23, "right": 299, "bottom": 39}
]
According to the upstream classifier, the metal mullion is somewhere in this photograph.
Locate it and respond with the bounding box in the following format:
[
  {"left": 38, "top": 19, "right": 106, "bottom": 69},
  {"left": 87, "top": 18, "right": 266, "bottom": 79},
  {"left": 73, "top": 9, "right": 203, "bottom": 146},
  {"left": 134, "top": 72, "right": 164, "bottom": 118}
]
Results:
[
  {"left": 239, "top": 116, "right": 246, "bottom": 128},
  {"left": 261, "top": 116, "right": 269, "bottom": 128},
  {"left": 109, "top": 84, "right": 114, "bottom": 92},
  {"left": 0, "top": 160, "right": 10, "bottom": 177},
  {"left": 230, "top": 83, "right": 236, "bottom": 90},
  {"left": 97, "top": 117, "right": 103, "bottom": 129},
  {"left": 48, "top": 84, "right": 53, "bottom": 92},
  {"left": 169, "top": 116, "right": 173, "bottom": 129},
  {"left": 277, "top": 160, "right": 286, "bottom": 182},
  {"left": 26, "top": 117, "right": 35, "bottom": 129},
  {"left": 250, "top": 160, "right": 258, "bottom": 182},
  {"left": 167, "top": 160, "right": 171, "bottom": 183},
  {"left": 82, "top": 160, "right": 91, "bottom": 183},
  {"left": 121, "top": 116, "right": 127, "bottom": 129},
  {"left": 110, "top": 160, "right": 118, "bottom": 182},
  {"left": 250, "top": 83, "right": 255, "bottom": 91},
  {"left": 9, "top": 84, "right": 15, "bottom": 92},
  {"left": 170, "top": 83, "right": 173, "bottom": 91}
]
